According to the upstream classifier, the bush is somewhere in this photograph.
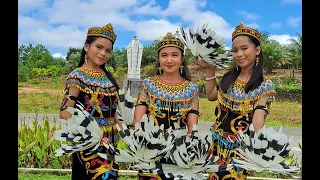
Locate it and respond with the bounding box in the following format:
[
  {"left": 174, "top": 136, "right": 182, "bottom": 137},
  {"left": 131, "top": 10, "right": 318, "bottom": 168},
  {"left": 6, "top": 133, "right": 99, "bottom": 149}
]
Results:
[
  {"left": 18, "top": 118, "right": 72, "bottom": 169},
  {"left": 195, "top": 76, "right": 222, "bottom": 97},
  {"left": 272, "top": 76, "right": 302, "bottom": 93},
  {"left": 140, "top": 64, "right": 155, "bottom": 79},
  {"left": 19, "top": 66, "right": 31, "bottom": 82},
  {"left": 18, "top": 118, "right": 132, "bottom": 170}
]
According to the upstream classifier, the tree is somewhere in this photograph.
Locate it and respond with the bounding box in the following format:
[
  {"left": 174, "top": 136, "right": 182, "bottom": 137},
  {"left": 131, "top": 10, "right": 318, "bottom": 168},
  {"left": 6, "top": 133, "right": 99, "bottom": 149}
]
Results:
[
  {"left": 25, "top": 44, "right": 53, "bottom": 69},
  {"left": 18, "top": 44, "right": 33, "bottom": 65},
  {"left": 260, "top": 32, "right": 286, "bottom": 74},
  {"left": 287, "top": 33, "right": 302, "bottom": 71},
  {"left": 109, "top": 47, "right": 127, "bottom": 69},
  {"left": 141, "top": 40, "right": 159, "bottom": 66},
  {"left": 66, "top": 47, "right": 82, "bottom": 61},
  {"left": 67, "top": 52, "right": 81, "bottom": 70}
]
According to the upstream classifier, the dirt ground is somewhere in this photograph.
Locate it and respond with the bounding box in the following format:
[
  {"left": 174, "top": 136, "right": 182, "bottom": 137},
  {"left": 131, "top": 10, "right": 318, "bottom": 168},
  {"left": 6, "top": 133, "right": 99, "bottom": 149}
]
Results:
[{"left": 18, "top": 84, "right": 62, "bottom": 94}]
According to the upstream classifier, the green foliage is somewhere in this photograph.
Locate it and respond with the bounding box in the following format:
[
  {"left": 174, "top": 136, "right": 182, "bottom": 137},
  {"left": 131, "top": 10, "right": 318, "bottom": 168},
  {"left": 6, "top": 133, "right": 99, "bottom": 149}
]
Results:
[
  {"left": 140, "top": 64, "right": 155, "bottom": 79},
  {"left": 18, "top": 44, "right": 69, "bottom": 82},
  {"left": 19, "top": 64, "right": 31, "bottom": 82},
  {"left": 25, "top": 44, "right": 54, "bottom": 69},
  {"left": 272, "top": 76, "right": 302, "bottom": 93},
  {"left": 107, "top": 66, "right": 115, "bottom": 74},
  {"left": 18, "top": 92, "right": 62, "bottom": 113},
  {"left": 109, "top": 47, "right": 127, "bottom": 69},
  {"left": 195, "top": 77, "right": 222, "bottom": 96},
  {"left": 66, "top": 51, "right": 81, "bottom": 70},
  {"left": 19, "top": 44, "right": 33, "bottom": 65},
  {"left": 66, "top": 47, "right": 81, "bottom": 61},
  {"left": 18, "top": 118, "right": 72, "bottom": 169},
  {"left": 114, "top": 66, "right": 128, "bottom": 79},
  {"left": 31, "top": 66, "right": 60, "bottom": 79},
  {"left": 141, "top": 40, "right": 158, "bottom": 66},
  {"left": 276, "top": 85, "right": 301, "bottom": 93}
]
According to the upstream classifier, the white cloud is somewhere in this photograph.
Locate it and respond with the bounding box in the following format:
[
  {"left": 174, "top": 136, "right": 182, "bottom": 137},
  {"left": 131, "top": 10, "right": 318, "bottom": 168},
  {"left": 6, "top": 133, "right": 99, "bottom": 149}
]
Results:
[
  {"left": 269, "top": 34, "right": 297, "bottom": 45},
  {"left": 287, "top": 16, "right": 301, "bottom": 27},
  {"left": 271, "top": 22, "right": 282, "bottom": 28},
  {"left": 282, "top": 0, "right": 301, "bottom": 4},
  {"left": 238, "top": 11, "right": 260, "bottom": 20},
  {"left": 52, "top": 53, "right": 66, "bottom": 59},
  {"left": 18, "top": 0, "right": 47, "bottom": 10},
  {"left": 19, "top": 25, "right": 86, "bottom": 48},
  {"left": 130, "top": 19, "right": 180, "bottom": 40},
  {"left": 197, "top": 0, "right": 207, "bottom": 8},
  {"left": 246, "top": 23, "right": 260, "bottom": 29},
  {"left": 17, "top": 0, "right": 238, "bottom": 49},
  {"left": 162, "top": 0, "right": 233, "bottom": 40},
  {"left": 18, "top": 15, "right": 48, "bottom": 30},
  {"left": 130, "top": 0, "right": 162, "bottom": 15}
]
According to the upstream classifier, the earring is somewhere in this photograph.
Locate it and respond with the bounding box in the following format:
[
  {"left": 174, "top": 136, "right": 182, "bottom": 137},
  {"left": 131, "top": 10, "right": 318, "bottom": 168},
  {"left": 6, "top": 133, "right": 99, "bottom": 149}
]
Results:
[
  {"left": 158, "top": 67, "right": 163, "bottom": 75},
  {"left": 255, "top": 55, "right": 259, "bottom": 66},
  {"left": 236, "top": 65, "right": 239, "bottom": 71},
  {"left": 180, "top": 65, "right": 184, "bottom": 74},
  {"left": 85, "top": 54, "right": 88, "bottom": 64}
]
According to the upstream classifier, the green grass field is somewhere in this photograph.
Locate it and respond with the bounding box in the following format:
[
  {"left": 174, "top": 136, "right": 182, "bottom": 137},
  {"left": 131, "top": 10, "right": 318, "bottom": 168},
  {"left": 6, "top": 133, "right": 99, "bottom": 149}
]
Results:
[
  {"left": 18, "top": 77, "right": 302, "bottom": 127},
  {"left": 18, "top": 172, "right": 135, "bottom": 180},
  {"left": 18, "top": 171, "right": 300, "bottom": 180},
  {"left": 18, "top": 91, "right": 302, "bottom": 127}
]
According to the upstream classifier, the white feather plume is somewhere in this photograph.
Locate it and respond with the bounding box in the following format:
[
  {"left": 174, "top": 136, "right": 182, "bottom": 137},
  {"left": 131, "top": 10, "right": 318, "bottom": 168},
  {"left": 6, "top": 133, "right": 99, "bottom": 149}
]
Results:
[
  {"left": 232, "top": 124, "right": 301, "bottom": 175},
  {"left": 98, "top": 114, "right": 173, "bottom": 172},
  {"left": 155, "top": 124, "right": 232, "bottom": 180},
  {"left": 179, "top": 23, "right": 232, "bottom": 69},
  {"left": 116, "top": 88, "right": 136, "bottom": 126},
  {"left": 54, "top": 100, "right": 103, "bottom": 156}
]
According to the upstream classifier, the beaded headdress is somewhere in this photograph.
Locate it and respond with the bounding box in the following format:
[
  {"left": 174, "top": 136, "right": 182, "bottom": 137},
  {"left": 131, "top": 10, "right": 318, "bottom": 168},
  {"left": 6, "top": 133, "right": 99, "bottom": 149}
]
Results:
[
  {"left": 87, "top": 23, "right": 117, "bottom": 44},
  {"left": 232, "top": 22, "right": 261, "bottom": 44},
  {"left": 156, "top": 32, "right": 184, "bottom": 52}
]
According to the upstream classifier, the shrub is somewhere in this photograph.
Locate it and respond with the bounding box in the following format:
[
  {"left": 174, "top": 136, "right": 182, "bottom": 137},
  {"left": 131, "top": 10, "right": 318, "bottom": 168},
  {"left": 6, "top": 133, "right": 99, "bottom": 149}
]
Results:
[{"left": 18, "top": 118, "right": 72, "bottom": 169}]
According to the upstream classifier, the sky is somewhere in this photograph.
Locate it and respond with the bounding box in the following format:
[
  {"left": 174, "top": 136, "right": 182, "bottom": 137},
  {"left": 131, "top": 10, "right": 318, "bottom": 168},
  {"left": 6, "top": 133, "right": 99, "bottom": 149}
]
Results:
[{"left": 18, "top": 0, "right": 302, "bottom": 59}]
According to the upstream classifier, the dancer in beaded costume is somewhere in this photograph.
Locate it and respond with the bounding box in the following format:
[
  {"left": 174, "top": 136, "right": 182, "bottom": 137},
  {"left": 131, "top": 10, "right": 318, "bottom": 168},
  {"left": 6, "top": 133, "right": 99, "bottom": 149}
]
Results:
[
  {"left": 59, "top": 23, "right": 122, "bottom": 180},
  {"left": 196, "top": 23, "right": 276, "bottom": 180},
  {"left": 133, "top": 32, "right": 200, "bottom": 180}
]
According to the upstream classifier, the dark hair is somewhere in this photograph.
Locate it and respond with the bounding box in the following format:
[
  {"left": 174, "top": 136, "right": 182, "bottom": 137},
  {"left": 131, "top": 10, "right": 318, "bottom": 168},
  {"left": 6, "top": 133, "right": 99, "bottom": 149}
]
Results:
[
  {"left": 154, "top": 48, "right": 191, "bottom": 81},
  {"left": 219, "top": 35, "right": 264, "bottom": 93},
  {"left": 77, "top": 36, "right": 120, "bottom": 91}
]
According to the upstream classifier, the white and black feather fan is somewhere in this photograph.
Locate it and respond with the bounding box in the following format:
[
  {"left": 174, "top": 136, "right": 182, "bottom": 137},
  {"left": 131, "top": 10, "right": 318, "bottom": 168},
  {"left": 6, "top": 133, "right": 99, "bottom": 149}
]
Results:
[
  {"left": 54, "top": 99, "right": 103, "bottom": 156},
  {"left": 155, "top": 124, "right": 232, "bottom": 180},
  {"left": 116, "top": 88, "right": 136, "bottom": 126},
  {"left": 232, "top": 124, "right": 301, "bottom": 175},
  {"left": 179, "top": 23, "right": 232, "bottom": 69},
  {"left": 98, "top": 114, "right": 173, "bottom": 172}
]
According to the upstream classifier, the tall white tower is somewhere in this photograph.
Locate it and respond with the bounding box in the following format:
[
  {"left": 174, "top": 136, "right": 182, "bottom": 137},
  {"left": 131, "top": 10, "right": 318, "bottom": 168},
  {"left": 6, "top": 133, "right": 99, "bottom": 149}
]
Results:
[
  {"left": 123, "top": 35, "right": 144, "bottom": 96},
  {"left": 126, "top": 35, "right": 143, "bottom": 79}
]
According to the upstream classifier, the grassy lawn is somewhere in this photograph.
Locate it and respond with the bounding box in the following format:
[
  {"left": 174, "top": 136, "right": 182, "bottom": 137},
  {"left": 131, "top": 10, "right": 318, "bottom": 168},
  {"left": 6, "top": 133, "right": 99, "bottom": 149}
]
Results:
[
  {"left": 18, "top": 91, "right": 302, "bottom": 128},
  {"left": 199, "top": 98, "right": 302, "bottom": 127},
  {"left": 18, "top": 172, "right": 300, "bottom": 179},
  {"left": 18, "top": 172, "right": 135, "bottom": 180}
]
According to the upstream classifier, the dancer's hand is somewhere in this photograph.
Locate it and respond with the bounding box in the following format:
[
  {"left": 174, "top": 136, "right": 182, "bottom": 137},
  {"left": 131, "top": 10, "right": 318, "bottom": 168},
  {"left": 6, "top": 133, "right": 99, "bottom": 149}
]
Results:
[
  {"left": 101, "top": 137, "right": 110, "bottom": 145},
  {"left": 195, "top": 59, "right": 215, "bottom": 69}
]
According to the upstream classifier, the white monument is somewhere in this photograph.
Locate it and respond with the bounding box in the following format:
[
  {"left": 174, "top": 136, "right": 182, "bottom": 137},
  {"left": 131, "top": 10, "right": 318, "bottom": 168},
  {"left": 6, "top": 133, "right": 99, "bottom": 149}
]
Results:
[
  {"left": 127, "top": 35, "right": 143, "bottom": 79},
  {"left": 123, "top": 35, "right": 144, "bottom": 96},
  {"left": 174, "top": 28, "right": 186, "bottom": 54}
]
